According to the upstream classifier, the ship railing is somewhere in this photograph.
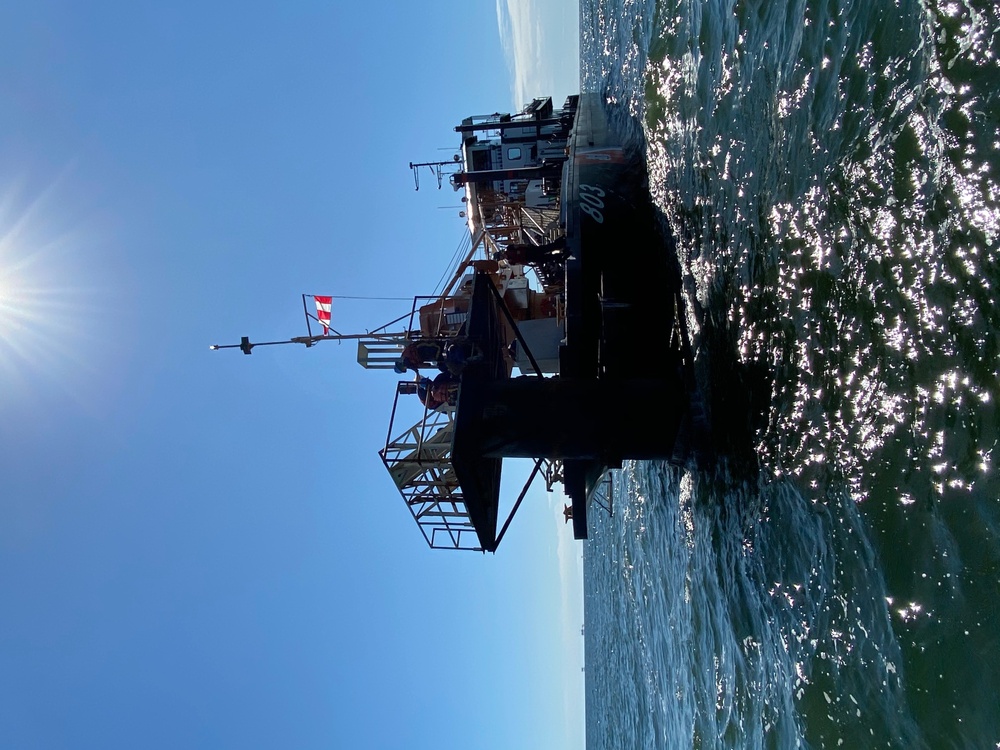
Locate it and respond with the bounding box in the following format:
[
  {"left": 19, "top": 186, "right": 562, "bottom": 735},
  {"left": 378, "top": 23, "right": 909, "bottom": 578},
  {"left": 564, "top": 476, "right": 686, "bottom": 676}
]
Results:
[
  {"left": 380, "top": 383, "right": 481, "bottom": 551},
  {"left": 409, "top": 294, "right": 471, "bottom": 340},
  {"left": 534, "top": 459, "right": 611, "bottom": 511},
  {"left": 589, "top": 469, "right": 616, "bottom": 518},
  {"left": 540, "top": 459, "right": 564, "bottom": 492},
  {"left": 350, "top": 293, "right": 471, "bottom": 346},
  {"left": 516, "top": 206, "right": 561, "bottom": 240},
  {"left": 475, "top": 203, "right": 561, "bottom": 250}
]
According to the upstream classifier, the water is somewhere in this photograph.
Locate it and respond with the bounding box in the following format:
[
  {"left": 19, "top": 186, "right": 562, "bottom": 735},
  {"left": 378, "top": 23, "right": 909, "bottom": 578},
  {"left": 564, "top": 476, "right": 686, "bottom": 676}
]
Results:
[{"left": 581, "top": 0, "right": 1000, "bottom": 747}]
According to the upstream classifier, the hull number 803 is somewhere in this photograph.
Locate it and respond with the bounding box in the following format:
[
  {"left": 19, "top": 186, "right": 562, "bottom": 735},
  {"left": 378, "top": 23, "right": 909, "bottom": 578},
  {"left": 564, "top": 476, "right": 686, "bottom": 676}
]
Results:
[{"left": 580, "top": 184, "right": 606, "bottom": 224}]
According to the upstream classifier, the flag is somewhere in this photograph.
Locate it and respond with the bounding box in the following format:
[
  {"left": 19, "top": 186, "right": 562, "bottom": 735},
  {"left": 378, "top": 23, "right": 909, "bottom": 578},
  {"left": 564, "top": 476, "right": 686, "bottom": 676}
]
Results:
[{"left": 314, "top": 295, "right": 332, "bottom": 334}]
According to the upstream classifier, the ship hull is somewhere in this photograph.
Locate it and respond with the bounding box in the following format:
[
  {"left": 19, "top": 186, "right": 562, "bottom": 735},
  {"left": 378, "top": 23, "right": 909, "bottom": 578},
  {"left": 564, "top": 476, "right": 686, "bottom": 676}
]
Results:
[
  {"left": 452, "top": 94, "right": 700, "bottom": 547},
  {"left": 559, "top": 93, "right": 695, "bottom": 537}
]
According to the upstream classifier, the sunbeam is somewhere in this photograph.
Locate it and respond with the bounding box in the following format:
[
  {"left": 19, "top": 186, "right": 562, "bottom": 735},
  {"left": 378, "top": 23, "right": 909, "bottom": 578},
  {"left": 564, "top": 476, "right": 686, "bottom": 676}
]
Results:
[{"left": 0, "top": 175, "right": 123, "bottom": 418}]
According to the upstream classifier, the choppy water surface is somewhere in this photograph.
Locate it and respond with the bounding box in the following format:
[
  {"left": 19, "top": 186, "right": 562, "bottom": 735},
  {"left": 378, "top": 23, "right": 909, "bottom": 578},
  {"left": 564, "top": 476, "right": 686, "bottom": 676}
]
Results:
[{"left": 582, "top": 0, "right": 1000, "bottom": 747}]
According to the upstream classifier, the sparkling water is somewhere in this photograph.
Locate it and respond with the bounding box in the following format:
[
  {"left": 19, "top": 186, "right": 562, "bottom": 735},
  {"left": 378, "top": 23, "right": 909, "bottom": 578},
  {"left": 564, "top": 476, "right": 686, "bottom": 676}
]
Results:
[{"left": 581, "top": 0, "right": 1000, "bottom": 746}]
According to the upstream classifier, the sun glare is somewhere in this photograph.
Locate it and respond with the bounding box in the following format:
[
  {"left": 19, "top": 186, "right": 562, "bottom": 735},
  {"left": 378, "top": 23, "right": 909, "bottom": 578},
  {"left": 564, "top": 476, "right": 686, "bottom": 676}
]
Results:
[{"left": 0, "top": 177, "right": 113, "bottom": 411}]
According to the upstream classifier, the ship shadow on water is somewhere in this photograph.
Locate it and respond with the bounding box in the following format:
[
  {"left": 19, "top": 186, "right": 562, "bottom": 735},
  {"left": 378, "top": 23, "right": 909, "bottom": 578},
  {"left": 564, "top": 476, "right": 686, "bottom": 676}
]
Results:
[
  {"left": 603, "top": 95, "right": 774, "bottom": 478},
  {"left": 645, "top": 208, "right": 774, "bottom": 480},
  {"left": 695, "top": 309, "right": 773, "bottom": 475}
]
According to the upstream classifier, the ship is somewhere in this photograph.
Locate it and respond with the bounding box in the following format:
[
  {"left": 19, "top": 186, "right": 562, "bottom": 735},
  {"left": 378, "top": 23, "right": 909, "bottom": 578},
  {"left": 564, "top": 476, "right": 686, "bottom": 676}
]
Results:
[{"left": 213, "top": 93, "right": 707, "bottom": 552}]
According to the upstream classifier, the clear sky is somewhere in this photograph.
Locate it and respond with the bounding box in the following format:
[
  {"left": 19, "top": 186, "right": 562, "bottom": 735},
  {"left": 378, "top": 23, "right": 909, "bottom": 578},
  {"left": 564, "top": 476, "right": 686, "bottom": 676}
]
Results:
[{"left": 0, "top": 1, "right": 582, "bottom": 748}]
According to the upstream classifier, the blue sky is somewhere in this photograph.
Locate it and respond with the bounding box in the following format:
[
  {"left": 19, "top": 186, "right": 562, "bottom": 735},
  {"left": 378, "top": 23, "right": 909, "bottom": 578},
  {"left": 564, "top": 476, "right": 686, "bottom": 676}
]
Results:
[{"left": 0, "top": 1, "right": 582, "bottom": 748}]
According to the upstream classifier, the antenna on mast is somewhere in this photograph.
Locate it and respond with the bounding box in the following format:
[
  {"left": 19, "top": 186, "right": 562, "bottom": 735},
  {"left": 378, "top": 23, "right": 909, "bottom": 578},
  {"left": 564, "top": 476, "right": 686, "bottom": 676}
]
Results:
[
  {"left": 209, "top": 335, "right": 320, "bottom": 354},
  {"left": 408, "top": 156, "right": 461, "bottom": 190},
  {"left": 210, "top": 294, "right": 415, "bottom": 363}
]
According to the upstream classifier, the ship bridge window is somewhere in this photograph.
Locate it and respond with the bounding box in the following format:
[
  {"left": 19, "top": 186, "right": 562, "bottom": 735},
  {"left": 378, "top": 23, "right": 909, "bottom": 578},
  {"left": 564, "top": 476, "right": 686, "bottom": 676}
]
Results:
[
  {"left": 506, "top": 146, "right": 523, "bottom": 161},
  {"left": 472, "top": 149, "right": 493, "bottom": 172}
]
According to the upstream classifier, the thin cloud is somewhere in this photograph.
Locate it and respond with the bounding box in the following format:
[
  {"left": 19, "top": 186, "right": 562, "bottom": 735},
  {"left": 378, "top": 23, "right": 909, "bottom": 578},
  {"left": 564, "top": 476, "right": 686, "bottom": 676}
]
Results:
[
  {"left": 494, "top": 4, "right": 584, "bottom": 740},
  {"left": 552, "top": 493, "right": 586, "bottom": 747},
  {"left": 496, "top": 0, "right": 579, "bottom": 109}
]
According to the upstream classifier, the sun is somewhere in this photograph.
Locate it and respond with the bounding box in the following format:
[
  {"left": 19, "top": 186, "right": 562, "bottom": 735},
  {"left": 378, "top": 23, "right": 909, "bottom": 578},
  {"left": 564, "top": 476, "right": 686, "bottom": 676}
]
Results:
[
  {"left": 0, "top": 176, "right": 113, "bottom": 410},
  {"left": 0, "top": 260, "right": 56, "bottom": 371}
]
